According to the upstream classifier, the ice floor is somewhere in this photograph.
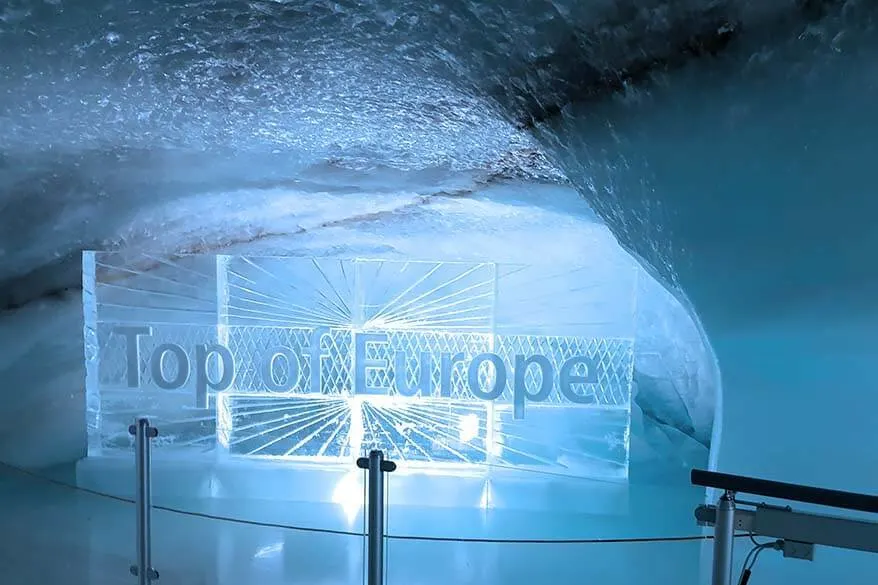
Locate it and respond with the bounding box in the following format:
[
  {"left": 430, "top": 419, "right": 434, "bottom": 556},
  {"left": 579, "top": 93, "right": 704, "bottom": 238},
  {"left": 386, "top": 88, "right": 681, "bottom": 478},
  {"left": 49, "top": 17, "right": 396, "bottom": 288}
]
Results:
[{"left": 0, "top": 462, "right": 711, "bottom": 585}]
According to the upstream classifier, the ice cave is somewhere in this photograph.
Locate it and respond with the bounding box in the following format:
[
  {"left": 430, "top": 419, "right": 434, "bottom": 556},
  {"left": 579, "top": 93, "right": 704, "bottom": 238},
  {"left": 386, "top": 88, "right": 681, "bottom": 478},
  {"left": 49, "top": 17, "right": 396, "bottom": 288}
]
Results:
[{"left": 0, "top": 1, "right": 876, "bottom": 584}]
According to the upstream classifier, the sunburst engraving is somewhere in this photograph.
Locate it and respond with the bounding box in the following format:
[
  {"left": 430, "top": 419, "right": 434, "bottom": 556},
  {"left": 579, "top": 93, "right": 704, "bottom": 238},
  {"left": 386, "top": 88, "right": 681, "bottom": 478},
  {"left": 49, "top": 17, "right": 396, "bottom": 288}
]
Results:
[{"left": 85, "top": 253, "right": 636, "bottom": 479}]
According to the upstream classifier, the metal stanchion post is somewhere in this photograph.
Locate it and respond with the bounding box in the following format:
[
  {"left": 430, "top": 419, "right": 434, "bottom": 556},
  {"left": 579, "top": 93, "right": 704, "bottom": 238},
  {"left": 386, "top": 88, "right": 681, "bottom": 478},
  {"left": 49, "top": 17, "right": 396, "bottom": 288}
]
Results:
[
  {"left": 712, "top": 490, "right": 736, "bottom": 585},
  {"left": 129, "top": 418, "right": 160, "bottom": 584},
  {"left": 356, "top": 450, "right": 397, "bottom": 585}
]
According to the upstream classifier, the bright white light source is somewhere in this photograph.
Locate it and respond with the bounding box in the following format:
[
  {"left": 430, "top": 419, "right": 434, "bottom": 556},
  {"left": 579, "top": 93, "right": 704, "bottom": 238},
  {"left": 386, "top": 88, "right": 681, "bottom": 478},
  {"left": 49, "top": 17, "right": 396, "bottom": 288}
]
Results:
[
  {"left": 479, "top": 481, "right": 491, "bottom": 509},
  {"left": 254, "top": 542, "right": 284, "bottom": 559},
  {"left": 459, "top": 413, "right": 479, "bottom": 443},
  {"left": 331, "top": 471, "right": 363, "bottom": 524},
  {"left": 488, "top": 432, "right": 504, "bottom": 458}
]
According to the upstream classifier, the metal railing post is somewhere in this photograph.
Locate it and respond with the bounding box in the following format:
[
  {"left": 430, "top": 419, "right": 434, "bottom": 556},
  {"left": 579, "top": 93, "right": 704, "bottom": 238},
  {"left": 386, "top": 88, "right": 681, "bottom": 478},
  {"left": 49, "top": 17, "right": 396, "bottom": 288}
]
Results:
[
  {"left": 712, "top": 490, "right": 736, "bottom": 585},
  {"left": 356, "top": 450, "right": 397, "bottom": 585},
  {"left": 129, "top": 417, "right": 160, "bottom": 584}
]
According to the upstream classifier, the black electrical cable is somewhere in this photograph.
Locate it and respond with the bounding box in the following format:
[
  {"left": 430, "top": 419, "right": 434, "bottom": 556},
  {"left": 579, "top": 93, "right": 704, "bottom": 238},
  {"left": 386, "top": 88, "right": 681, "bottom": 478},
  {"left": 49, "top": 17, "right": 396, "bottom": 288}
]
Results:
[
  {"left": 739, "top": 546, "right": 767, "bottom": 585},
  {"left": 738, "top": 534, "right": 783, "bottom": 585}
]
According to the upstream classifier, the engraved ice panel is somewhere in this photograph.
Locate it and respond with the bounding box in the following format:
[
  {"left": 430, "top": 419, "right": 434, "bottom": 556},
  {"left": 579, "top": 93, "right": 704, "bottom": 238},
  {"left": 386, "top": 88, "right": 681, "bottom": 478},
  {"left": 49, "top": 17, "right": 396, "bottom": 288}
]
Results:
[
  {"left": 356, "top": 330, "right": 493, "bottom": 399},
  {"left": 359, "top": 399, "right": 491, "bottom": 465},
  {"left": 84, "top": 251, "right": 221, "bottom": 455},
  {"left": 217, "top": 393, "right": 354, "bottom": 460},
  {"left": 84, "top": 252, "right": 638, "bottom": 480},
  {"left": 356, "top": 260, "right": 496, "bottom": 332},
  {"left": 493, "top": 262, "right": 638, "bottom": 338},
  {"left": 222, "top": 256, "right": 357, "bottom": 329}
]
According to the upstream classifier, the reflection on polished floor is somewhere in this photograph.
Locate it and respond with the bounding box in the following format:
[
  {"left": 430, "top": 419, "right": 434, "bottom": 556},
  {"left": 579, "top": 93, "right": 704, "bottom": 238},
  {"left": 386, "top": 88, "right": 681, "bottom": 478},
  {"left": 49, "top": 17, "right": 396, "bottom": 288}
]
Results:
[{"left": 0, "top": 464, "right": 709, "bottom": 585}]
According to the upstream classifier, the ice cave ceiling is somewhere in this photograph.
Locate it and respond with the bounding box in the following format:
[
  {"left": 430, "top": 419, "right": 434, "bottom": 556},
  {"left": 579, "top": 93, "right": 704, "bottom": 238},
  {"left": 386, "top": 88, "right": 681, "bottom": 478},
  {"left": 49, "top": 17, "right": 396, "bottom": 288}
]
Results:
[{"left": 1, "top": 0, "right": 875, "bottom": 466}]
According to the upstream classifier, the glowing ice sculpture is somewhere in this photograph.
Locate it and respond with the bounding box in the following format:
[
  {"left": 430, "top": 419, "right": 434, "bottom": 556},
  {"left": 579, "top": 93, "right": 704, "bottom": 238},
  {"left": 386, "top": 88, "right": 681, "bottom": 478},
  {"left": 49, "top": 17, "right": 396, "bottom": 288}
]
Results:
[{"left": 83, "top": 252, "right": 637, "bottom": 479}]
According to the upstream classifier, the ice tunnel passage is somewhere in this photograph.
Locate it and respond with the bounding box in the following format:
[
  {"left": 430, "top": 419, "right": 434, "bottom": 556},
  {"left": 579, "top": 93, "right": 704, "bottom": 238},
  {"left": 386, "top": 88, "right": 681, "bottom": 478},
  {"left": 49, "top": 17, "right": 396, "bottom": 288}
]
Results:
[{"left": 0, "top": 1, "right": 876, "bottom": 584}]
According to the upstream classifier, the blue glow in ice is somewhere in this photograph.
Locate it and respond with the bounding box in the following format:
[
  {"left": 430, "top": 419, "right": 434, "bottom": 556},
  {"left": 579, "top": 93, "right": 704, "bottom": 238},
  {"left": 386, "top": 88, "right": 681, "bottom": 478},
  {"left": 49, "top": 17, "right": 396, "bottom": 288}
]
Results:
[{"left": 84, "top": 253, "right": 637, "bottom": 481}]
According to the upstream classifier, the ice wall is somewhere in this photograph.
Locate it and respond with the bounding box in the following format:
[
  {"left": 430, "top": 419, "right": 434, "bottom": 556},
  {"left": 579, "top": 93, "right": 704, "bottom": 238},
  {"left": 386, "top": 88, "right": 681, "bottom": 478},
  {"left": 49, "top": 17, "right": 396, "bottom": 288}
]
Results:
[
  {"left": 535, "top": 11, "right": 878, "bottom": 584},
  {"left": 0, "top": 0, "right": 786, "bottom": 483},
  {"left": 0, "top": 180, "right": 717, "bottom": 483}
]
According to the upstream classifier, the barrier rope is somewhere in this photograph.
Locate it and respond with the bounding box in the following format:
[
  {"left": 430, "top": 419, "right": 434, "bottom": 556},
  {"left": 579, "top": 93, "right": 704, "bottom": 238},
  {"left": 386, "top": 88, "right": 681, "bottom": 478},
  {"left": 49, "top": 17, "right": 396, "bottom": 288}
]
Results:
[{"left": 0, "top": 460, "right": 745, "bottom": 545}]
